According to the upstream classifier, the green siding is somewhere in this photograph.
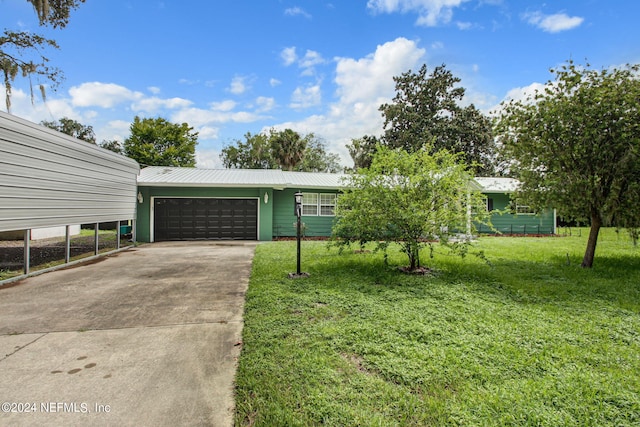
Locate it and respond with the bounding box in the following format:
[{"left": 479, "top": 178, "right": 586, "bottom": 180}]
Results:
[
  {"left": 272, "top": 189, "right": 338, "bottom": 238},
  {"left": 477, "top": 193, "right": 556, "bottom": 235},
  {"left": 136, "top": 186, "right": 273, "bottom": 242}
]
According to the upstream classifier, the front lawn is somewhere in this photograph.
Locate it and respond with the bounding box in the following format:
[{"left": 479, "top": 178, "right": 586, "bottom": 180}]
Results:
[{"left": 235, "top": 229, "right": 640, "bottom": 426}]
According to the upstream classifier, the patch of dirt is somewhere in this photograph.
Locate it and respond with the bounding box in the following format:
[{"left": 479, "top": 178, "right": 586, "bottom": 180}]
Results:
[
  {"left": 0, "top": 234, "right": 125, "bottom": 271},
  {"left": 398, "top": 266, "right": 434, "bottom": 275}
]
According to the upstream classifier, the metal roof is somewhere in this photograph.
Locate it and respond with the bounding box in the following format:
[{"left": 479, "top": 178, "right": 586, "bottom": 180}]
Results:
[
  {"left": 138, "top": 166, "right": 347, "bottom": 189},
  {"left": 474, "top": 177, "right": 520, "bottom": 193}
]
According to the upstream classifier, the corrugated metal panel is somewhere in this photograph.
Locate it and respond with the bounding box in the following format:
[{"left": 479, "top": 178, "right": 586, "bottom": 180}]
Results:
[
  {"left": 475, "top": 177, "right": 520, "bottom": 193},
  {"left": 0, "top": 111, "right": 140, "bottom": 232},
  {"left": 138, "top": 166, "right": 347, "bottom": 189}
]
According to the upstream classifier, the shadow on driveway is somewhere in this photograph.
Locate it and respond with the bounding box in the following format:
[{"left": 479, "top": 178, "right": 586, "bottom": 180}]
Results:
[{"left": 0, "top": 241, "right": 257, "bottom": 427}]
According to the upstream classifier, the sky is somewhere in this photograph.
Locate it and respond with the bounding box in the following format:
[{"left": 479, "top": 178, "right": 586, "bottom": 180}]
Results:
[{"left": 3, "top": 0, "right": 639, "bottom": 168}]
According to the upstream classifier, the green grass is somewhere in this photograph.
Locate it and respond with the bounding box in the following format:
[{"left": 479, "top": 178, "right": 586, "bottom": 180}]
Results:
[{"left": 234, "top": 229, "right": 640, "bottom": 426}]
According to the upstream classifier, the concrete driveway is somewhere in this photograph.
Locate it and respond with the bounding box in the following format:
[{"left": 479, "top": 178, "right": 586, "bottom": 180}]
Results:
[{"left": 0, "top": 241, "right": 257, "bottom": 427}]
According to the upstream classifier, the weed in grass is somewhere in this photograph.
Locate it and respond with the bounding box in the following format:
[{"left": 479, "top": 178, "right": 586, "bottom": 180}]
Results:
[{"left": 236, "top": 232, "right": 640, "bottom": 426}]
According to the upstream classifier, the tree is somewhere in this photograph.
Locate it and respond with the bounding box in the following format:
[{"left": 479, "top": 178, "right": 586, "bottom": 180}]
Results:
[
  {"left": 124, "top": 116, "right": 198, "bottom": 167},
  {"left": 346, "top": 135, "right": 379, "bottom": 170},
  {"left": 221, "top": 132, "right": 277, "bottom": 169},
  {"left": 99, "top": 139, "right": 123, "bottom": 154},
  {"left": 495, "top": 61, "right": 640, "bottom": 268},
  {"left": 1, "top": 0, "right": 85, "bottom": 112},
  {"left": 220, "top": 128, "right": 341, "bottom": 172},
  {"left": 296, "top": 137, "right": 341, "bottom": 173},
  {"left": 332, "top": 146, "right": 487, "bottom": 271},
  {"left": 270, "top": 128, "right": 306, "bottom": 171},
  {"left": 379, "top": 64, "right": 496, "bottom": 175},
  {"left": 41, "top": 117, "right": 96, "bottom": 143}
]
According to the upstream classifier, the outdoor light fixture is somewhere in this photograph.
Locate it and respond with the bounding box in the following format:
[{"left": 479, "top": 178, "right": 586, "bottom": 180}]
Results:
[
  {"left": 294, "top": 191, "right": 303, "bottom": 215},
  {"left": 289, "top": 191, "right": 308, "bottom": 278},
  {"left": 264, "top": 192, "right": 269, "bottom": 204},
  {"left": 137, "top": 192, "right": 143, "bottom": 203}
]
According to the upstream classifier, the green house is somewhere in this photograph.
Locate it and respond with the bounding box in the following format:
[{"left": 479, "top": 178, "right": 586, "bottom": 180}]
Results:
[
  {"left": 136, "top": 167, "right": 344, "bottom": 242},
  {"left": 474, "top": 177, "right": 556, "bottom": 235},
  {"left": 135, "top": 168, "right": 556, "bottom": 242}
]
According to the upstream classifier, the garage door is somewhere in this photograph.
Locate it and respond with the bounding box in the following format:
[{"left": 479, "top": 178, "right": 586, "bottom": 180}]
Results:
[{"left": 154, "top": 198, "right": 258, "bottom": 241}]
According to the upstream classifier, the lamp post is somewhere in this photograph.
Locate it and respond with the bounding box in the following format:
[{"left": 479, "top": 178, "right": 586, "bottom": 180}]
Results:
[{"left": 294, "top": 191, "right": 303, "bottom": 275}]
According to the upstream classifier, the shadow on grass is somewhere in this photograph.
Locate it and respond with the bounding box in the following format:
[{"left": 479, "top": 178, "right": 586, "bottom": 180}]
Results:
[{"left": 287, "top": 242, "right": 640, "bottom": 314}]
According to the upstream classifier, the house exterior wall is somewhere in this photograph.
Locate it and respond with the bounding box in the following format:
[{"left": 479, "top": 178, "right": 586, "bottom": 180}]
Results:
[
  {"left": 0, "top": 111, "right": 140, "bottom": 232},
  {"left": 272, "top": 188, "right": 338, "bottom": 238},
  {"left": 136, "top": 186, "right": 274, "bottom": 242},
  {"left": 477, "top": 192, "right": 556, "bottom": 234},
  {"left": 136, "top": 186, "right": 340, "bottom": 241}
]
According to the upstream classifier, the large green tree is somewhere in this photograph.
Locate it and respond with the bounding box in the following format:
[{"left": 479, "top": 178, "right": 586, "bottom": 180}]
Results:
[
  {"left": 380, "top": 64, "right": 496, "bottom": 175},
  {"left": 332, "top": 146, "right": 487, "bottom": 271},
  {"left": 270, "top": 128, "right": 307, "bottom": 171},
  {"left": 1, "top": 0, "right": 85, "bottom": 112},
  {"left": 221, "top": 131, "right": 277, "bottom": 169},
  {"left": 495, "top": 61, "right": 640, "bottom": 268},
  {"left": 220, "top": 128, "right": 340, "bottom": 172},
  {"left": 124, "top": 116, "right": 198, "bottom": 167},
  {"left": 346, "top": 135, "right": 379, "bottom": 171},
  {"left": 41, "top": 116, "right": 95, "bottom": 143}
]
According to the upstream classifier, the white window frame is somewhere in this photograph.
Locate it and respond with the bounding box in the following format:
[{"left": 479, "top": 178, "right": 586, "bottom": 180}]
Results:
[
  {"left": 301, "top": 192, "right": 337, "bottom": 217},
  {"left": 515, "top": 203, "right": 535, "bottom": 215}
]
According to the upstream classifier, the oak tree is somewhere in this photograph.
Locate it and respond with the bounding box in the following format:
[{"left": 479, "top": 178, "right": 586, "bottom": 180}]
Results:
[
  {"left": 124, "top": 116, "right": 198, "bottom": 167},
  {"left": 495, "top": 61, "right": 640, "bottom": 268},
  {"left": 380, "top": 64, "right": 496, "bottom": 175}
]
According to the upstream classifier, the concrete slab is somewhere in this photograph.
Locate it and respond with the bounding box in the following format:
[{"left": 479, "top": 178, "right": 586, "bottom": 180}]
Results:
[{"left": 0, "top": 241, "right": 257, "bottom": 427}]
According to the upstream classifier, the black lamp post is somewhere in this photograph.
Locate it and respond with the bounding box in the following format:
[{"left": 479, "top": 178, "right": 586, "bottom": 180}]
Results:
[{"left": 294, "top": 191, "right": 303, "bottom": 275}]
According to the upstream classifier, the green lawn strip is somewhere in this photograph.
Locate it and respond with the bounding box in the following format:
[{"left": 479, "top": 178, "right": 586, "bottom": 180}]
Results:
[{"left": 235, "top": 232, "right": 640, "bottom": 426}]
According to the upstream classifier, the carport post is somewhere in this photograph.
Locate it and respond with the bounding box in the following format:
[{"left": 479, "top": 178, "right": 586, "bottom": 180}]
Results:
[
  {"left": 23, "top": 229, "right": 30, "bottom": 275},
  {"left": 94, "top": 223, "right": 99, "bottom": 255},
  {"left": 65, "top": 225, "right": 71, "bottom": 263},
  {"left": 116, "top": 220, "right": 121, "bottom": 250}
]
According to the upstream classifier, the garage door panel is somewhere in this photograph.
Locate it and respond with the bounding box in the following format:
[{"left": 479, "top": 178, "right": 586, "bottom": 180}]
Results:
[{"left": 154, "top": 198, "right": 257, "bottom": 241}]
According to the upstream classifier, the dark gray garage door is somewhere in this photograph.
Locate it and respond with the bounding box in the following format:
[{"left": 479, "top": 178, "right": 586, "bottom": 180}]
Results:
[{"left": 154, "top": 198, "right": 258, "bottom": 241}]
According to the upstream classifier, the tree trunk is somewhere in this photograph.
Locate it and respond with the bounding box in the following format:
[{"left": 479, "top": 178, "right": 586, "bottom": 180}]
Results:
[{"left": 581, "top": 214, "right": 602, "bottom": 268}]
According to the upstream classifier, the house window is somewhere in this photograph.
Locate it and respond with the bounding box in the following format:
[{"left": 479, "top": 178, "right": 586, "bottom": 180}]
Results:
[
  {"left": 319, "top": 194, "right": 337, "bottom": 216},
  {"left": 302, "top": 193, "right": 318, "bottom": 215},
  {"left": 302, "top": 193, "right": 337, "bottom": 216},
  {"left": 486, "top": 197, "right": 494, "bottom": 212},
  {"left": 515, "top": 204, "right": 535, "bottom": 215}
]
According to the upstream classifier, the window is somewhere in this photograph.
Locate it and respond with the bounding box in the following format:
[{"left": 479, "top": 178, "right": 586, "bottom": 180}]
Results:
[
  {"left": 515, "top": 204, "right": 535, "bottom": 215},
  {"left": 319, "top": 194, "right": 336, "bottom": 216},
  {"left": 302, "top": 193, "right": 337, "bottom": 216},
  {"left": 486, "top": 197, "right": 494, "bottom": 212},
  {"left": 302, "top": 193, "right": 318, "bottom": 216}
]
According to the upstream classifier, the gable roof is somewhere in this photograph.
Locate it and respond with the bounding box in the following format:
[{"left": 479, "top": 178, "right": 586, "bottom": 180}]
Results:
[
  {"left": 474, "top": 177, "right": 520, "bottom": 193},
  {"left": 137, "top": 166, "right": 347, "bottom": 190}
]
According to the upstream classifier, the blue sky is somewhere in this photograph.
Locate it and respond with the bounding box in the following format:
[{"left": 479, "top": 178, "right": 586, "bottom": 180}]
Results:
[{"left": 3, "top": 0, "right": 639, "bottom": 168}]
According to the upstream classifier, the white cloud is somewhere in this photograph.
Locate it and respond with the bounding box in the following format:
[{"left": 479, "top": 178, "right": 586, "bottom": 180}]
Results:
[
  {"left": 523, "top": 11, "right": 584, "bottom": 33},
  {"left": 334, "top": 37, "right": 425, "bottom": 105},
  {"left": 300, "top": 50, "right": 326, "bottom": 76},
  {"left": 196, "top": 126, "right": 220, "bottom": 140},
  {"left": 131, "top": 97, "right": 192, "bottom": 113},
  {"left": 255, "top": 96, "right": 276, "bottom": 112},
  {"left": 148, "top": 86, "right": 161, "bottom": 94},
  {"left": 270, "top": 78, "right": 282, "bottom": 87},
  {"left": 210, "top": 100, "right": 237, "bottom": 111},
  {"left": 195, "top": 148, "right": 222, "bottom": 169},
  {"left": 228, "top": 76, "right": 249, "bottom": 95},
  {"left": 274, "top": 37, "right": 426, "bottom": 166},
  {"left": 290, "top": 85, "right": 322, "bottom": 109},
  {"left": 69, "top": 82, "right": 143, "bottom": 108},
  {"left": 171, "top": 107, "right": 262, "bottom": 128},
  {"left": 281, "top": 47, "right": 297, "bottom": 66},
  {"left": 367, "top": 0, "right": 472, "bottom": 27},
  {"left": 284, "top": 7, "right": 311, "bottom": 19}
]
